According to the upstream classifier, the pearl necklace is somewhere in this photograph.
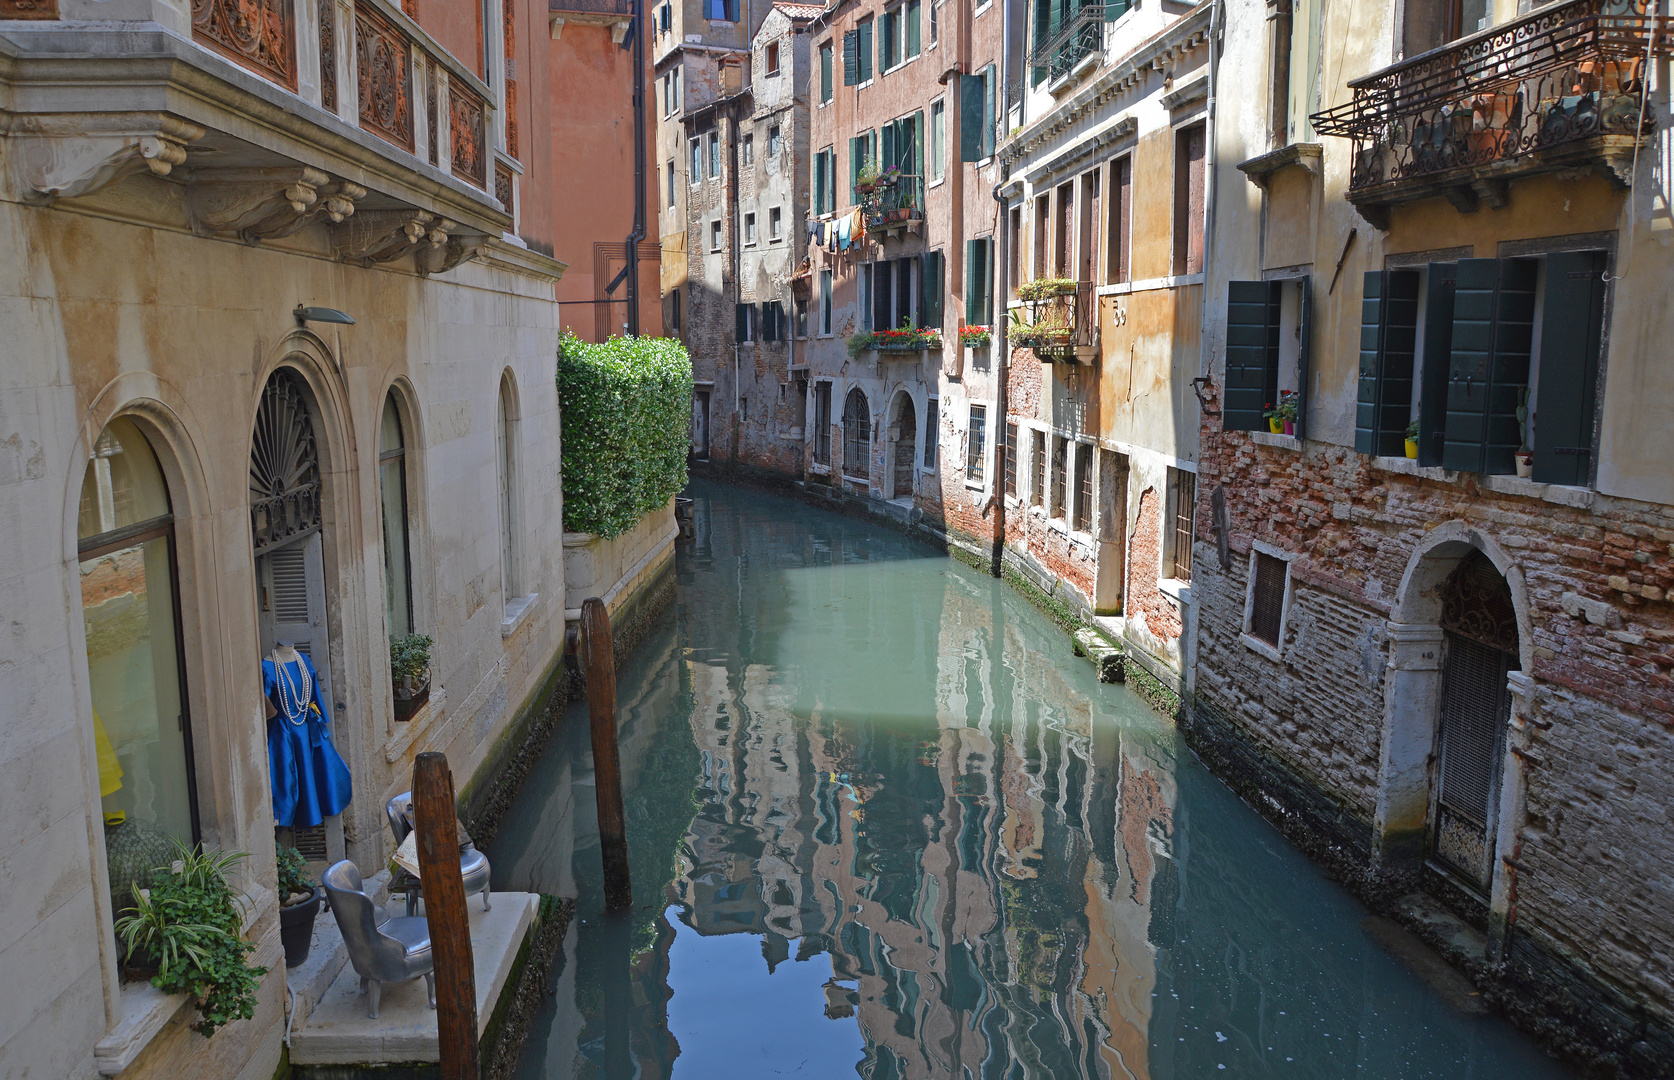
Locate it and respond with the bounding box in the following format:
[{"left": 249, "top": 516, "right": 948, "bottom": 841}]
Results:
[{"left": 271, "top": 648, "right": 312, "bottom": 726}]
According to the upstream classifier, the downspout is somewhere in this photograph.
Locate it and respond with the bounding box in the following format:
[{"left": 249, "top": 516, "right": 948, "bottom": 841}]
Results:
[
  {"left": 730, "top": 96, "right": 743, "bottom": 457},
  {"left": 989, "top": 0, "right": 1013, "bottom": 580},
  {"left": 626, "top": 0, "right": 648, "bottom": 336},
  {"left": 1200, "top": 0, "right": 1223, "bottom": 383}
]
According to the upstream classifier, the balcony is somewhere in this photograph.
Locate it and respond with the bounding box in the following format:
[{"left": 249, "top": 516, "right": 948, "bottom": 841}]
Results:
[
  {"left": 1032, "top": 8, "right": 1103, "bottom": 89},
  {"left": 857, "top": 171, "right": 924, "bottom": 237},
  {"left": 2, "top": 0, "right": 523, "bottom": 275},
  {"left": 1011, "top": 279, "right": 1097, "bottom": 363},
  {"left": 1311, "top": 0, "right": 1667, "bottom": 227}
]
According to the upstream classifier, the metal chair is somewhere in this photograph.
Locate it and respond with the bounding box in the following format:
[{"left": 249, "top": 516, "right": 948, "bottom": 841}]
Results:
[
  {"left": 384, "top": 791, "right": 492, "bottom": 916},
  {"left": 320, "top": 860, "right": 434, "bottom": 1019}
]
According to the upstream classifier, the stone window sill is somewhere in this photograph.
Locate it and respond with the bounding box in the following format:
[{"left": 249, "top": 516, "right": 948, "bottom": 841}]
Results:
[
  {"left": 1369, "top": 457, "right": 1596, "bottom": 509},
  {"left": 1250, "top": 431, "right": 1301, "bottom": 451},
  {"left": 1158, "top": 578, "right": 1192, "bottom": 605},
  {"left": 383, "top": 684, "right": 448, "bottom": 763},
  {"left": 95, "top": 982, "right": 191, "bottom": 1077},
  {"left": 1241, "top": 631, "right": 1282, "bottom": 663},
  {"left": 808, "top": 462, "right": 832, "bottom": 475},
  {"left": 501, "top": 593, "right": 539, "bottom": 638}
]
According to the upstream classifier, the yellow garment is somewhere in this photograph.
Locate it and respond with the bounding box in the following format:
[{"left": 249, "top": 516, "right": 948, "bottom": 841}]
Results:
[{"left": 93, "top": 708, "right": 124, "bottom": 797}]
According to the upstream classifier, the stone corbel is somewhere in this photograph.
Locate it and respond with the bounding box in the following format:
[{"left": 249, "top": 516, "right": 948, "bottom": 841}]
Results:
[
  {"left": 331, "top": 209, "right": 436, "bottom": 265},
  {"left": 9, "top": 115, "right": 204, "bottom": 204},
  {"left": 419, "top": 230, "right": 490, "bottom": 276},
  {"left": 610, "top": 18, "right": 631, "bottom": 43},
  {"left": 185, "top": 168, "right": 369, "bottom": 242}
]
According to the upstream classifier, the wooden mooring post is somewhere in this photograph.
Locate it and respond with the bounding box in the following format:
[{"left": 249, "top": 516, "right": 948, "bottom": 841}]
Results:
[
  {"left": 582, "top": 596, "right": 633, "bottom": 911},
  {"left": 413, "top": 752, "right": 479, "bottom": 1080}
]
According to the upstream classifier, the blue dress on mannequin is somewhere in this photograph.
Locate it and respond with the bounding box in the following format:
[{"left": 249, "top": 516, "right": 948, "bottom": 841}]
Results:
[{"left": 264, "top": 649, "right": 353, "bottom": 828}]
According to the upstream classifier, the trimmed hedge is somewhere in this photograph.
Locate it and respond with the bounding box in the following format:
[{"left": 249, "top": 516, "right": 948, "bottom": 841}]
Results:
[{"left": 558, "top": 333, "right": 692, "bottom": 538}]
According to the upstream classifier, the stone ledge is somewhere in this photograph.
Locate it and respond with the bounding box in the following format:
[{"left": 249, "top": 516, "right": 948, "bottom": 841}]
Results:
[
  {"left": 1250, "top": 431, "right": 1302, "bottom": 451},
  {"left": 1071, "top": 627, "right": 1125, "bottom": 683},
  {"left": 1368, "top": 456, "right": 1597, "bottom": 508},
  {"left": 94, "top": 983, "right": 190, "bottom": 1077}
]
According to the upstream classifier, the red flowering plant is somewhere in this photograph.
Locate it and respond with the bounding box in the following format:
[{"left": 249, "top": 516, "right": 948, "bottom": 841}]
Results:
[{"left": 959, "top": 325, "right": 993, "bottom": 347}]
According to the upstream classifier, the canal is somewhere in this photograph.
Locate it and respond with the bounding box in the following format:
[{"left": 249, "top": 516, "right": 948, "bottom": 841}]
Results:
[{"left": 492, "top": 481, "right": 1571, "bottom": 1079}]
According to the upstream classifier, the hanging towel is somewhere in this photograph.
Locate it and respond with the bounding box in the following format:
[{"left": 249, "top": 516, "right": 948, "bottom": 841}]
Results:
[{"left": 836, "top": 213, "right": 851, "bottom": 251}]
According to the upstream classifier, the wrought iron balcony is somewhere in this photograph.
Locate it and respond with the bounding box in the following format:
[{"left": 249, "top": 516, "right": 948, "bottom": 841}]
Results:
[
  {"left": 1012, "top": 280, "right": 1097, "bottom": 363},
  {"left": 1310, "top": 0, "right": 1666, "bottom": 224},
  {"left": 1033, "top": 8, "right": 1104, "bottom": 87}
]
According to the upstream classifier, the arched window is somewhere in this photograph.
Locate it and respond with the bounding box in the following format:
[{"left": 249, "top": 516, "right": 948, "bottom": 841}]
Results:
[
  {"left": 77, "top": 417, "right": 199, "bottom": 856},
  {"left": 378, "top": 393, "right": 413, "bottom": 636},
  {"left": 842, "top": 388, "right": 870, "bottom": 478},
  {"left": 496, "top": 374, "right": 521, "bottom": 602}
]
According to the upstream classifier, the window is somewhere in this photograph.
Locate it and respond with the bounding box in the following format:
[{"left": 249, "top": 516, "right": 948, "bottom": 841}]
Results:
[
  {"left": 929, "top": 0, "right": 939, "bottom": 45},
  {"left": 1052, "top": 436, "right": 1068, "bottom": 516},
  {"left": 1167, "top": 467, "right": 1195, "bottom": 580},
  {"left": 1107, "top": 155, "right": 1131, "bottom": 284},
  {"left": 820, "top": 42, "right": 834, "bottom": 102},
  {"left": 929, "top": 98, "right": 945, "bottom": 182},
  {"left": 1007, "top": 205, "right": 1021, "bottom": 299},
  {"left": 967, "top": 404, "right": 987, "bottom": 483},
  {"left": 666, "top": 160, "right": 675, "bottom": 207},
  {"left": 844, "top": 21, "right": 874, "bottom": 84},
  {"left": 843, "top": 388, "right": 871, "bottom": 477},
  {"left": 1033, "top": 194, "right": 1048, "bottom": 280},
  {"left": 78, "top": 417, "right": 199, "bottom": 848},
  {"left": 921, "top": 249, "right": 944, "bottom": 328},
  {"left": 689, "top": 139, "right": 701, "bottom": 184},
  {"left": 497, "top": 374, "right": 520, "bottom": 602},
  {"left": 1074, "top": 443, "right": 1093, "bottom": 532},
  {"left": 735, "top": 302, "right": 755, "bottom": 341},
  {"left": 1405, "top": 0, "right": 1491, "bottom": 55},
  {"left": 960, "top": 64, "right": 996, "bottom": 161},
  {"left": 705, "top": 0, "right": 735, "bottom": 20},
  {"left": 881, "top": 112, "right": 921, "bottom": 176},
  {"left": 819, "top": 268, "right": 833, "bottom": 335},
  {"left": 1004, "top": 421, "right": 1018, "bottom": 498},
  {"left": 1223, "top": 276, "right": 1313, "bottom": 435},
  {"left": 924, "top": 397, "right": 938, "bottom": 467},
  {"left": 759, "top": 301, "right": 784, "bottom": 341},
  {"left": 708, "top": 131, "right": 721, "bottom": 178},
  {"left": 1245, "top": 548, "right": 1289, "bottom": 649},
  {"left": 669, "top": 287, "right": 681, "bottom": 332},
  {"left": 905, "top": 0, "right": 921, "bottom": 57},
  {"left": 880, "top": 7, "right": 898, "bottom": 70},
  {"left": 1173, "top": 124, "right": 1206, "bottom": 275},
  {"left": 849, "top": 130, "right": 876, "bottom": 203},
  {"left": 794, "top": 294, "right": 808, "bottom": 337},
  {"left": 815, "top": 147, "right": 836, "bottom": 215},
  {"left": 1030, "top": 430, "right": 1046, "bottom": 506},
  {"left": 742, "top": 133, "right": 754, "bottom": 167},
  {"left": 765, "top": 40, "right": 780, "bottom": 75},
  {"left": 769, "top": 124, "right": 783, "bottom": 156},
  {"left": 965, "top": 236, "right": 992, "bottom": 325},
  {"left": 744, "top": 212, "right": 757, "bottom": 245},
  {"left": 378, "top": 394, "right": 413, "bottom": 635},
  {"left": 709, "top": 219, "right": 723, "bottom": 251},
  {"left": 1356, "top": 252, "right": 1607, "bottom": 483},
  {"left": 858, "top": 18, "right": 874, "bottom": 81},
  {"left": 814, "top": 382, "right": 833, "bottom": 464},
  {"left": 769, "top": 206, "right": 782, "bottom": 240}
]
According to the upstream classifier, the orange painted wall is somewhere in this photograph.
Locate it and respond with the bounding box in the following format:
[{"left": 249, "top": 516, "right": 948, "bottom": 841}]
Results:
[{"left": 413, "top": 0, "right": 486, "bottom": 80}]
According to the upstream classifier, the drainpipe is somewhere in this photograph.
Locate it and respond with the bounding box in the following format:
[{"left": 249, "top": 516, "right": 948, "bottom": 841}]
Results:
[
  {"left": 989, "top": 0, "right": 1013, "bottom": 580},
  {"left": 626, "top": 0, "right": 647, "bottom": 336},
  {"left": 1200, "top": 0, "right": 1223, "bottom": 384},
  {"left": 730, "top": 96, "right": 743, "bottom": 458}
]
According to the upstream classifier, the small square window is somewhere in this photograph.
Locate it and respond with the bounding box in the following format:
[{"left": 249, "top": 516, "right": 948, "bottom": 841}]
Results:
[
  {"left": 769, "top": 206, "right": 782, "bottom": 240},
  {"left": 769, "top": 124, "right": 782, "bottom": 157},
  {"left": 766, "top": 41, "right": 780, "bottom": 75},
  {"left": 689, "top": 139, "right": 701, "bottom": 185},
  {"left": 744, "top": 213, "right": 757, "bottom": 246},
  {"left": 742, "top": 133, "right": 754, "bottom": 167},
  {"left": 1245, "top": 549, "right": 1290, "bottom": 651},
  {"left": 710, "top": 220, "right": 723, "bottom": 251}
]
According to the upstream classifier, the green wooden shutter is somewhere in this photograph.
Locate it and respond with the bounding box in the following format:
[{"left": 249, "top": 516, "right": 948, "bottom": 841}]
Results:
[
  {"left": 1355, "top": 270, "right": 1419, "bottom": 456},
  {"left": 925, "top": 250, "right": 944, "bottom": 328},
  {"left": 881, "top": 122, "right": 897, "bottom": 172},
  {"left": 1224, "top": 280, "right": 1278, "bottom": 432},
  {"left": 1032, "top": 0, "right": 1051, "bottom": 85},
  {"left": 850, "top": 136, "right": 862, "bottom": 202},
  {"left": 912, "top": 111, "right": 924, "bottom": 180},
  {"left": 1417, "top": 263, "right": 1456, "bottom": 467},
  {"left": 1296, "top": 274, "right": 1315, "bottom": 443},
  {"left": 736, "top": 303, "right": 750, "bottom": 342},
  {"left": 1104, "top": 0, "right": 1130, "bottom": 19},
  {"left": 1444, "top": 258, "right": 1536, "bottom": 474},
  {"left": 843, "top": 30, "right": 858, "bottom": 85},
  {"left": 1532, "top": 250, "right": 1606, "bottom": 486},
  {"left": 983, "top": 66, "right": 996, "bottom": 158},
  {"left": 906, "top": 0, "right": 921, "bottom": 57},
  {"left": 821, "top": 43, "right": 833, "bottom": 101},
  {"left": 858, "top": 20, "right": 872, "bottom": 82},
  {"left": 880, "top": 10, "right": 894, "bottom": 70},
  {"left": 760, "top": 302, "right": 776, "bottom": 342},
  {"left": 960, "top": 73, "right": 984, "bottom": 161}
]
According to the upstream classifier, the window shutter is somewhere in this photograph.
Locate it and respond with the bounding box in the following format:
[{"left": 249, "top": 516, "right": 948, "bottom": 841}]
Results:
[
  {"left": 960, "top": 73, "right": 984, "bottom": 161},
  {"left": 874, "top": 260, "right": 893, "bottom": 330},
  {"left": 850, "top": 136, "right": 862, "bottom": 201},
  {"left": 906, "top": 0, "right": 921, "bottom": 57},
  {"left": 881, "top": 122, "right": 897, "bottom": 173},
  {"left": 966, "top": 239, "right": 991, "bottom": 325},
  {"left": 760, "top": 302, "right": 775, "bottom": 341},
  {"left": 1032, "top": 0, "right": 1051, "bottom": 85},
  {"left": 1444, "top": 259, "right": 1536, "bottom": 474},
  {"left": 1355, "top": 269, "right": 1418, "bottom": 456},
  {"left": 1223, "top": 280, "right": 1279, "bottom": 432},
  {"left": 1532, "top": 249, "right": 1606, "bottom": 486},
  {"left": 843, "top": 30, "right": 859, "bottom": 85},
  {"left": 1295, "top": 274, "right": 1315, "bottom": 443},
  {"left": 858, "top": 20, "right": 872, "bottom": 82},
  {"left": 736, "top": 303, "right": 750, "bottom": 342},
  {"left": 983, "top": 66, "right": 996, "bottom": 158},
  {"left": 821, "top": 43, "right": 833, "bottom": 101},
  {"left": 1417, "top": 263, "right": 1457, "bottom": 467},
  {"left": 912, "top": 110, "right": 924, "bottom": 180},
  {"left": 1104, "top": 0, "right": 1129, "bottom": 19},
  {"left": 925, "top": 250, "right": 944, "bottom": 328}
]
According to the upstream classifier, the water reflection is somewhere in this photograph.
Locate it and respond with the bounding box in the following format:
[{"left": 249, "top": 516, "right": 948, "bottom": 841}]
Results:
[{"left": 494, "top": 482, "right": 1570, "bottom": 1080}]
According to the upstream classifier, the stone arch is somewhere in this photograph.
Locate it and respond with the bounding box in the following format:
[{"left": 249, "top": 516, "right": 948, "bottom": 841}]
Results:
[{"left": 1392, "top": 520, "right": 1535, "bottom": 673}]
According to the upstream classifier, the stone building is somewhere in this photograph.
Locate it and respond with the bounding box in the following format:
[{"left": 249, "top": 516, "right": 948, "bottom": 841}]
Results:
[
  {"left": 994, "top": 0, "right": 1213, "bottom": 691},
  {"left": 0, "top": 0, "right": 580, "bottom": 1073},
  {"left": 1190, "top": 0, "right": 1674, "bottom": 1068}
]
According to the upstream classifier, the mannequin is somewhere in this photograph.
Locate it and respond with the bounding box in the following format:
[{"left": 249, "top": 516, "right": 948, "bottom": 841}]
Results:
[{"left": 263, "top": 640, "right": 353, "bottom": 827}]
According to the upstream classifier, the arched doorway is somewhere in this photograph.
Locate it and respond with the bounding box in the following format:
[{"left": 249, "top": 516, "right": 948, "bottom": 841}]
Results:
[
  {"left": 250, "top": 367, "right": 345, "bottom": 861},
  {"left": 842, "top": 388, "right": 870, "bottom": 480},
  {"left": 1431, "top": 550, "right": 1520, "bottom": 893},
  {"left": 890, "top": 393, "right": 916, "bottom": 501}
]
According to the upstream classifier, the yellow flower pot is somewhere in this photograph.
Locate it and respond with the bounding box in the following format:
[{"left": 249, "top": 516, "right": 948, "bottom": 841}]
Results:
[
  {"left": 1269, "top": 418, "right": 1284, "bottom": 434},
  {"left": 1405, "top": 438, "right": 1418, "bottom": 459}
]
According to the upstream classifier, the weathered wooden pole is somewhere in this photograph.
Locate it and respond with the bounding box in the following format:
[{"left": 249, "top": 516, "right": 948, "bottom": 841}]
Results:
[
  {"left": 413, "top": 752, "right": 479, "bottom": 1080},
  {"left": 582, "top": 597, "right": 632, "bottom": 911}
]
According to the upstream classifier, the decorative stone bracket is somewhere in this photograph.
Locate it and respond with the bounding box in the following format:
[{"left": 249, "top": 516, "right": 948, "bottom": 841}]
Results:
[
  {"left": 185, "top": 167, "right": 368, "bottom": 242},
  {"left": 331, "top": 209, "right": 484, "bottom": 272},
  {"left": 8, "top": 114, "right": 205, "bottom": 203}
]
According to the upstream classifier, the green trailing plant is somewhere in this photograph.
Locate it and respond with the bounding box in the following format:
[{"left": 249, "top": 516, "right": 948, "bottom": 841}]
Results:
[
  {"left": 1017, "top": 277, "right": 1077, "bottom": 302},
  {"left": 557, "top": 333, "right": 693, "bottom": 538},
  {"left": 389, "top": 633, "right": 434, "bottom": 683},
  {"left": 1271, "top": 391, "right": 1300, "bottom": 423},
  {"left": 846, "top": 330, "right": 877, "bottom": 357},
  {"left": 276, "top": 843, "right": 314, "bottom": 904},
  {"left": 856, "top": 157, "right": 880, "bottom": 186},
  {"left": 114, "top": 839, "right": 264, "bottom": 1038}
]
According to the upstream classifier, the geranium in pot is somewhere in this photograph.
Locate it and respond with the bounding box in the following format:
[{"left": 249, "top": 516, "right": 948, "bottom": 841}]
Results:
[
  {"left": 276, "top": 843, "right": 324, "bottom": 968},
  {"left": 1405, "top": 418, "right": 1420, "bottom": 459},
  {"left": 1274, "top": 391, "right": 1300, "bottom": 436}
]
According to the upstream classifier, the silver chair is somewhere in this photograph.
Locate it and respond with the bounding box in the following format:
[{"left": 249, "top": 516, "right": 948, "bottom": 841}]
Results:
[
  {"left": 321, "top": 860, "right": 434, "bottom": 1019},
  {"left": 384, "top": 791, "right": 492, "bottom": 916}
]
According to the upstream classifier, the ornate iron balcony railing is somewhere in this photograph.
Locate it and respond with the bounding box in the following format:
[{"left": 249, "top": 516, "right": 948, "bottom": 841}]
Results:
[
  {"left": 1310, "top": 0, "right": 1665, "bottom": 195},
  {"left": 1033, "top": 8, "right": 1104, "bottom": 86}
]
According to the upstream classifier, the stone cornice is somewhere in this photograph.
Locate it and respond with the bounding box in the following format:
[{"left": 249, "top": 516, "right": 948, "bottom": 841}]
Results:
[{"left": 998, "top": 2, "right": 1213, "bottom": 169}]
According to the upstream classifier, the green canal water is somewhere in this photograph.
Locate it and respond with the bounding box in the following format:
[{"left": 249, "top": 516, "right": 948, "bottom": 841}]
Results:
[{"left": 492, "top": 480, "right": 1571, "bottom": 1080}]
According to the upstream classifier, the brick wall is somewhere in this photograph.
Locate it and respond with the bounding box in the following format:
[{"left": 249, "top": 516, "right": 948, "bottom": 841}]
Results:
[{"left": 1128, "top": 487, "right": 1180, "bottom": 642}]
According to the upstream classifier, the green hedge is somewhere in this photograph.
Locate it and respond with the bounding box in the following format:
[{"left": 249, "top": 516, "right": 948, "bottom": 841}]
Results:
[{"left": 558, "top": 333, "right": 692, "bottom": 538}]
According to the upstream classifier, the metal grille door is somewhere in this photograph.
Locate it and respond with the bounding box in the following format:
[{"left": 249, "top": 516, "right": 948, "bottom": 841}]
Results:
[{"left": 1434, "top": 632, "right": 1512, "bottom": 890}]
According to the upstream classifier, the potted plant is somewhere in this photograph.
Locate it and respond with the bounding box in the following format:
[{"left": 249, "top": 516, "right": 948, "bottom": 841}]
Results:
[
  {"left": 959, "top": 325, "right": 992, "bottom": 348},
  {"left": 1515, "top": 386, "right": 1534, "bottom": 478},
  {"left": 1016, "top": 277, "right": 1078, "bottom": 302},
  {"left": 1274, "top": 391, "right": 1300, "bottom": 436},
  {"left": 1263, "top": 402, "right": 1283, "bottom": 434},
  {"left": 114, "top": 841, "right": 266, "bottom": 1038},
  {"left": 390, "top": 632, "right": 433, "bottom": 720},
  {"left": 855, "top": 159, "right": 880, "bottom": 195},
  {"left": 1405, "top": 418, "right": 1420, "bottom": 459},
  {"left": 276, "top": 843, "right": 324, "bottom": 968}
]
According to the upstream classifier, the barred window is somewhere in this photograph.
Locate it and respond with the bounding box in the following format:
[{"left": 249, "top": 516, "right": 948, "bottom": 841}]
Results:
[
  {"left": 1030, "top": 430, "right": 1045, "bottom": 507},
  {"left": 967, "top": 404, "right": 987, "bottom": 483},
  {"left": 1169, "top": 467, "right": 1195, "bottom": 581},
  {"left": 842, "top": 388, "right": 870, "bottom": 477},
  {"left": 1248, "top": 551, "right": 1287, "bottom": 647},
  {"left": 1004, "top": 422, "right": 1018, "bottom": 499},
  {"left": 1074, "top": 444, "right": 1093, "bottom": 532}
]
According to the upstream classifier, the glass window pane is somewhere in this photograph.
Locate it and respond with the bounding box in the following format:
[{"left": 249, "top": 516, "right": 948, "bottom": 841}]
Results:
[
  {"left": 78, "top": 417, "right": 171, "bottom": 540},
  {"left": 379, "top": 395, "right": 404, "bottom": 455},
  {"left": 81, "top": 532, "right": 192, "bottom": 842},
  {"left": 380, "top": 456, "right": 411, "bottom": 635}
]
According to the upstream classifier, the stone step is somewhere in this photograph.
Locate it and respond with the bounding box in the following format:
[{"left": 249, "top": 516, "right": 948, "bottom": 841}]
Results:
[{"left": 1071, "top": 627, "right": 1125, "bottom": 683}]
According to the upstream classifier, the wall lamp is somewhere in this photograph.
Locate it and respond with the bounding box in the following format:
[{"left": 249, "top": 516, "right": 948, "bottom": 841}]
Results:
[{"left": 294, "top": 304, "right": 357, "bottom": 326}]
